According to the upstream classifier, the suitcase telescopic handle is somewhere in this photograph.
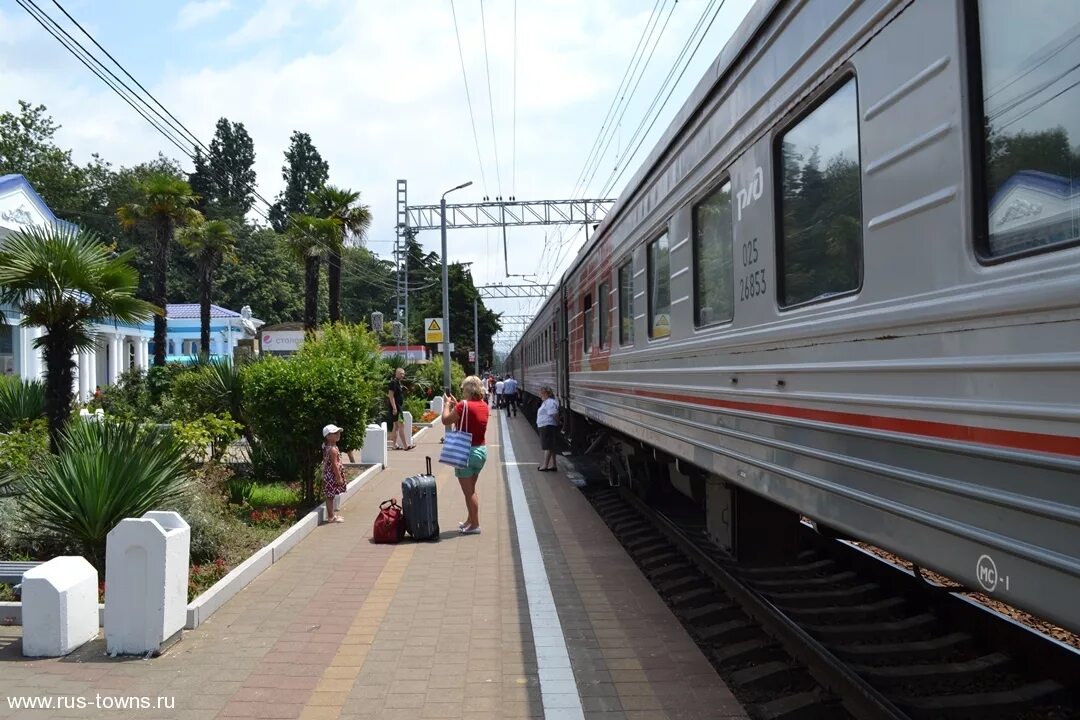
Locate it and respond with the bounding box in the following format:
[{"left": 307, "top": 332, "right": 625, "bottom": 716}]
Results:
[{"left": 426, "top": 456, "right": 432, "bottom": 475}]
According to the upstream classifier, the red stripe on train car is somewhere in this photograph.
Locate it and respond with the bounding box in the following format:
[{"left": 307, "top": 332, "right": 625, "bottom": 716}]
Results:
[{"left": 580, "top": 383, "right": 1080, "bottom": 458}]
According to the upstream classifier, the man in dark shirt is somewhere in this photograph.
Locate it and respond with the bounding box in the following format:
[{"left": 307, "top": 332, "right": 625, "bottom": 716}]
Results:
[{"left": 387, "top": 367, "right": 413, "bottom": 450}]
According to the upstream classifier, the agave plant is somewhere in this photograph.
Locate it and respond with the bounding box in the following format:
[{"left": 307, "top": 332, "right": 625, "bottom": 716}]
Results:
[
  {"left": 0, "top": 376, "right": 46, "bottom": 431},
  {"left": 14, "top": 419, "right": 194, "bottom": 568}
]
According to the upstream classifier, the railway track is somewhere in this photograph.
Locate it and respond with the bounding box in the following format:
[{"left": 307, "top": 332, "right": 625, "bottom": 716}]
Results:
[{"left": 579, "top": 482, "right": 1080, "bottom": 720}]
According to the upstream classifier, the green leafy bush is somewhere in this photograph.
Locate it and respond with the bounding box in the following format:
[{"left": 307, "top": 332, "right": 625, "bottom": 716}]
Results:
[
  {"left": 0, "top": 419, "right": 48, "bottom": 497},
  {"left": 173, "top": 413, "right": 243, "bottom": 462},
  {"left": 0, "top": 583, "right": 15, "bottom": 602},
  {"left": 97, "top": 368, "right": 151, "bottom": 420},
  {"left": 188, "top": 558, "right": 228, "bottom": 601},
  {"left": 246, "top": 482, "right": 302, "bottom": 509},
  {"left": 0, "top": 376, "right": 45, "bottom": 431},
  {"left": 13, "top": 419, "right": 195, "bottom": 567},
  {"left": 157, "top": 358, "right": 248, "bottom": 426},
  {"left": 147, "top": 361, "right": 194, "bottom": 403},
  {"left": 410, "top": 355, "right": 465, "bottom": 398},
  {"left": 296, "top": 323, "right": 385, "bottom": 419},
  {"left": 243, "top": 353, "right": 374, "bottom": 501},
  {"left": 179, "top": 487, "right": 234, "bottom": 566},
  {"left": 404, "top": 396, "right": 427, "bottom": 420},
  {"left": 226, "top": 476, "right": 253, "bottom": 505}
]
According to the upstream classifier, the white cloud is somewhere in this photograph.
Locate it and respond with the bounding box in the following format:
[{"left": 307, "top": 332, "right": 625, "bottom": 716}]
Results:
[
  {"left": 176, "top": 0, "right": 232, "bottom": 30},
  {"left": 1, "top": 0, "right": 756, "bottom": 339},
  {"left": 225, "top": 0, "right": 327, "bottom": 46}
]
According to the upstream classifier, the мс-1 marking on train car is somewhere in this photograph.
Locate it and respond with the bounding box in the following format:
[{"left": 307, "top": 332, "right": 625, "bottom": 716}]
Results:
[
  {"left": 507, "top": 0, "right": 1080, "bottom": 637},
  {"left": 977, "top": 553, "right": 1010, "bottom": 594}
]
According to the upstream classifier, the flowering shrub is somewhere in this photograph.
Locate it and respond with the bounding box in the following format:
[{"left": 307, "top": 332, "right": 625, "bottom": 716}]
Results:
[
  {"left": 188, "top": 558, "right": 229, "bottom": 601},
  {"left": 247, "top": 507, "right": 297, "bottom": 529}
]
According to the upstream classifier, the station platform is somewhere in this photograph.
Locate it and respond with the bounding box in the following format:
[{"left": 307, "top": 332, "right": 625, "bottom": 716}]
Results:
[{"left": 0, "top": 413, "right": 747, "bottom": 720}]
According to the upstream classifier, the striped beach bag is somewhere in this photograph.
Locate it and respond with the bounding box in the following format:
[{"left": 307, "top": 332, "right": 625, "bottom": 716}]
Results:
[{"left": 438, "top": 400, "right": 473, "bottom": 469}]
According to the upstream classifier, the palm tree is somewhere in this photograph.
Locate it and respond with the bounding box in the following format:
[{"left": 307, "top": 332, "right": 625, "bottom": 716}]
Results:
[
  {"left": 309, "top": 186, "right": 372, "bottom": 323},
  {"left": 177, "top": 219, "right": 236, "bottom": 359},
  {"left": 287, "top": 214, "right": 339, "bottom": 332},
  {"left": 116, "top": 173, "right": 202, "bottom": 366},
  {"left": 0, "top": 224, "right": 156, "bottom": 450}
]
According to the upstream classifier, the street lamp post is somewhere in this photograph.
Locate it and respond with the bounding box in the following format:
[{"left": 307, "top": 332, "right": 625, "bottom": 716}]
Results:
[
  {"left": 473, "top": 298, "right": 479, "bottom": 377},
  {"left": 441, "top": 180, "right": 472, "bottom": 394}
]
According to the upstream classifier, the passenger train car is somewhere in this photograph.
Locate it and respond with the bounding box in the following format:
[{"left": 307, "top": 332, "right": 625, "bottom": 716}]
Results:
[{"left": 506, "top": 0, "right": 1080, "bottom": 635}]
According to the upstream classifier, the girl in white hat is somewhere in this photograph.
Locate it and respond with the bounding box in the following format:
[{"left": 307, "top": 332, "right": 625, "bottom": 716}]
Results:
[{"left": 322, "top": 424, "right": 347, "bottom": 523}]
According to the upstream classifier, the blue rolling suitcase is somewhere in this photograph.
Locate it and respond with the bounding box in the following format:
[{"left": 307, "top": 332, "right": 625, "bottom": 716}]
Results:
[{"left": 402, "top": 457, "right": 439, "bottom": 541}]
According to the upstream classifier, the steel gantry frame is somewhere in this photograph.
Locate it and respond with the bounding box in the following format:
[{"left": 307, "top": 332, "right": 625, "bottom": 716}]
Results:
[
  {"left": 405, "top": 198, "right": 614, "bottom": 231},
  {"left": 478, "top": 284, "right": 552, "bottom": 299},
  {"left": 396, "top": 178, "right": 614, "bottom": 278}
]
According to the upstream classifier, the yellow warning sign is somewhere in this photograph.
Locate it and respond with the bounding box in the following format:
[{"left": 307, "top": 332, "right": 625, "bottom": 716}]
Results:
[{"left": 424, "top": 317, "right": 444, "bottom": 344}]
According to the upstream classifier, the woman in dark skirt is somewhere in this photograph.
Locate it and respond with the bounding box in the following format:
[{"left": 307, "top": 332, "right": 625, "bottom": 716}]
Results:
[{"left": 536, "top": 387, "right": 559, "bottom": 472}]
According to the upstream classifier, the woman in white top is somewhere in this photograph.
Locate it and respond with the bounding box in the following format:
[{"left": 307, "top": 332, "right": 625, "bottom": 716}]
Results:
[{"left": 536, "top": 386, "right": 560, "bottom": 472}]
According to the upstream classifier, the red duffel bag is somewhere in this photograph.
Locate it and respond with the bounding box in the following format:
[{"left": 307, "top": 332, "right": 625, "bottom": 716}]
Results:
[{"left": 373, "top": 499, "right": 405, "bottom": 544}]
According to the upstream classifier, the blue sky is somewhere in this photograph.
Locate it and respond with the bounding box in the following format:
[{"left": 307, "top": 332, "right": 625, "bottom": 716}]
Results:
[{"left": 1, "top": 0, "right": 755, "bottom": 346}]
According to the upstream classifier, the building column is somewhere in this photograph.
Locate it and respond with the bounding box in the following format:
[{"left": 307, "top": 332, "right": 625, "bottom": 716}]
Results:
[
  {"left": 24, "top": 327, "right": 43, "bottom": 380},
  {"left": 87, "top": 343, "right": 98, "bottom": 397},
  {"left": 107, "top": 335, "right": 118, "bottom": 385},
  {"left": 72, "top": 351, "right": 82, "bottom": 399},
  {"left": 138, "top": 337, "right": 149, "bottom": 370}
]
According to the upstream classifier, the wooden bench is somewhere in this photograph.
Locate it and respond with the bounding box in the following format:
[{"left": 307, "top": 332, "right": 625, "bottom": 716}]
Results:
[{"left": 0, "top": 561, "right": 43, "bottom": 592}]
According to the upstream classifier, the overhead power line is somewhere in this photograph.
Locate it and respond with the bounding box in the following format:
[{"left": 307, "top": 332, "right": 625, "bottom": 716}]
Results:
[
  {"left": 449, "top": 0, "right": 490, "bottom": 196},
  {"left": 479, "top": 0, "right": 503, "bottom": 196},
  {"left": 21, "top": 0, "right": 403, "bottom": 294},
  {"left": 599, "top": 0, "right": 731, "bottom": 198}
]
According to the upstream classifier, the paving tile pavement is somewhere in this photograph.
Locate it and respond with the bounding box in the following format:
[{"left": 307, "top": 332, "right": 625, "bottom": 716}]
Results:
[
  {"left": 0, "top": 414, "right": 749, "bottom": 720},
  {"left": 0, "top": 424, "right": 538, "bottom": 720},
  {"left": 501, "top": 415, "right": 748, "bottom": 719}
]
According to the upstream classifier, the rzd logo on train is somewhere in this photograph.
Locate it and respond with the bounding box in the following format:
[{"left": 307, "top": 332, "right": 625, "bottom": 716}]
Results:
[{"left": 736, "top": 166, "right": 764, "bottom": 221}]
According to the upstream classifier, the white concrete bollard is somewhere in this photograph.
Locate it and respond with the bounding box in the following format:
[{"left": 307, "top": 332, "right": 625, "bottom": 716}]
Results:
[
  {"left": 361, "top": 423, "right": 387, "bottom": 467},
  {"left": 21, "top": 557, "right": 99, "bottom": 657},
  {"left": 429, "top": 396, "right": 444, "bottom": 415},
  {"left": 402, "top": 411, "right": 413, "bottom": 442},
  {"left": 104, "top": 511, "right": 190, "bottom": 656}
]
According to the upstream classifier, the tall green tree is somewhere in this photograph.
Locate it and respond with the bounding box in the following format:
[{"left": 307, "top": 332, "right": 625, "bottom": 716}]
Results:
[
  {"left": 211, "top": 224, "right": 306, "bottom": 325},
  {"left": 0, "top": 101, "right": 109, "bottom": 216},
  {"left": 0, "top": 225, "right": 156, "bottom": 450},
  {"left": 177, "top": 219, "right": 237, "bottom": 358},
  {"left": 339, "top": 246, "right": 396, "bottom": 324},
  {"left": 309, "top": 185, "right": 372, "bottom": 323},
  {"left": 287, "top": 214, "right": 338, "bottom": 332},
  {"left": 269, "top": 131, "right": 329, "bottom": 232},
  {"left": 188, "top": 118, "right": 257, "bottom": 219},
  {"left": 116, "top": 173, "right": 202, "bottom": 366}
]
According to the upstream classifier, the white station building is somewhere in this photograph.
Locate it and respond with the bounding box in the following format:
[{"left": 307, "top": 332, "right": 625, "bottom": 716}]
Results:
[{"left": 0, "top": 174, "right": 261, "bottom": 399}]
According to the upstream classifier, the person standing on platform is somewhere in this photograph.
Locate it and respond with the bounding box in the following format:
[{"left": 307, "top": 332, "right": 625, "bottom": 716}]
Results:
[
  {"left": 321, "top": 424, "right": 347, "bottom": 523},
  {"left": 387, "top": 367, "right": 414, "bottom": 450},
  {"left": 503, "top": 374, "right": 519, "bottom": 417},
  {"left": 442, "top": 376, "right": 490, "bottom": 534},
  {"left": 536, "top": 387, "right": 560, "bottom": 471},
  {"left": 487, "top": 375, "right": 496, "bottom": 404},
  {"left": 495, "top": 376, "right": 505, "bottom": 410}
]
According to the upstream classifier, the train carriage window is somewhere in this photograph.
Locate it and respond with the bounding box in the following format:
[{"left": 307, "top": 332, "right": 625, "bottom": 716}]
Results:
[
  {"left": 618, "top": 262, "right": 634, "bottom": 345},
  {"left": 583, "top": 294, "right": 593, "bottom": 354},
  {"left": 777, "top": 77, "right": 862, "bottom": 307},
  {"left": 974, "top": 0, "right": 1080, "bottom": 259},
  {"left": 693, "top": 181, "right": 734, "bottom": 326},
  {"left": 648, "top": 234, "right": 671, "bottom": 338},
  {"left": 598, "top": 282, "right": 609, "bottom": 349}
]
